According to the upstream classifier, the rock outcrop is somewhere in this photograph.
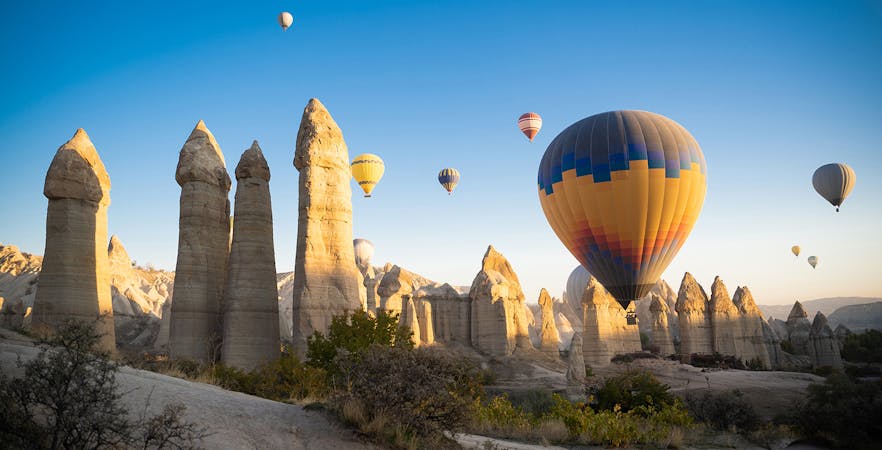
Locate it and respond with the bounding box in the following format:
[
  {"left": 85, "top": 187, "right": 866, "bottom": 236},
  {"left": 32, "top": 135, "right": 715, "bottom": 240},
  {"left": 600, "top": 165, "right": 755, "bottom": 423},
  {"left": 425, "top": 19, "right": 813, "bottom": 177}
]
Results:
[
  {"left": 709, "top": 277, "right": 741, "bottom": 357},
  {"left": 0, "top": 245, "right": 41, "bottom": 329},
  {"left": 290, "top": 99, "right": 363, "bottom": 355},
  {"left": 31, "top": 129, "right": 115, "bottom": 352},
  {"left": 221, "top": 142, "right": 280, "bottom": 370},
  {"left": 468, "top": 246, "right": 533, "bottom": 356},
  {"left": 537, "top": 289, "right": 560, "bottom": 358},
  {"left": 402, "top": 297, "right": 422, "bottom": 346},
  {"left": 762, "top": 319, "right": 783, "bottom": 369},
  {"left": 566, "top": 332, "right": 586, "bottom": 384},
  {"left": 732, "top": 286, "right": 771, "bottom": 369},
  {"left": 377, "top": 265, "right": 415, "bottom": 315},
  {"left": 785, "top": 301, "right": 813, "bottom": 356},
  {"left": 809, "top": 312, "right": 843, "bottom": 369},
  {"left": 169, "top": 120, "right": 232, "bottom": 362},
  {"left": 414, "top": 283, "right": 470, "bottom": 346},
  {"left": 833, "top": 324, "right": 851, "bottom": 351},
  {"left": 649, "top": 294, "right": 676, "bottom": 356},
  {"left": 675, "top": 272, "right": 712, "bottom": 356},
  {"left": 581, "top": 276, "right": 641, "bottom": 367}
]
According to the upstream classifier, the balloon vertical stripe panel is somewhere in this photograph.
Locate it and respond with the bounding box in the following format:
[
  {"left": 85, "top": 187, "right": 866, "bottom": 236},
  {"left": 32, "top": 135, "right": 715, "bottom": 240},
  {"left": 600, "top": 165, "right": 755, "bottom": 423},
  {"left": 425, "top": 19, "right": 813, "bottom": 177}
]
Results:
[{"left": 538, "top": 110, "right": 707, "bottom": 305}]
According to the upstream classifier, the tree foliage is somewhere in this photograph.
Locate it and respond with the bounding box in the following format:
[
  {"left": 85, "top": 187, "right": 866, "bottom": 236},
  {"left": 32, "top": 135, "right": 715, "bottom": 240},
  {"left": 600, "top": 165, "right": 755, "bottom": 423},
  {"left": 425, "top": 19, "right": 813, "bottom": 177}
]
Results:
[{"left": 306, "top": 310, "right": 413, "bottom": 372}]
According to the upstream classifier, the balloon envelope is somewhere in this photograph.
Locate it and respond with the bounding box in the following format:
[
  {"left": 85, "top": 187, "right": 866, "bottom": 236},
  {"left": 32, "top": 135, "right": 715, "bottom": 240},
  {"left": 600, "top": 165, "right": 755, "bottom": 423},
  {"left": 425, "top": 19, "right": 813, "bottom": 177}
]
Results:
[
  {"left": 518, "top": 112, "right": 542, "bottom": 142},
  {"left": 438, "top": 168, "right": 460, "bottom": 194},
  {"left": 353, "top": 238, "right": 375, "bottom": 267},
  {"left": 791, "top": 245, "right": 800, "bottom": 257},
  {"left": 807, "top": 256, "right": 818, "bottom": 269},
  {"left": 351, "top": 153, "right": 385, "bottom": 197},
  {"left": 278, "top": 12, "right": 293, "bottom": 31},
  {"left": 566, "top": 265, "right": 591, "bottom": 303},
  {"left": 812, "top": 163, "right": 855, "bottom": 212},
  {"left": 538, "top": 110, "right": 707, "bottom": 309}
]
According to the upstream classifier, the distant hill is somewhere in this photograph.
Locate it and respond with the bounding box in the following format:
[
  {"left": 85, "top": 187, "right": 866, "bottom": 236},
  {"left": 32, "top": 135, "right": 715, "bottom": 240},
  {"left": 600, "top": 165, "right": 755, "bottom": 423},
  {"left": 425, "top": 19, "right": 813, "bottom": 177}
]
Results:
[
  {"left": 758, "top": 297, "right": 882, "bottom": 321},
  {"left": 827, "top": 302, "right": 882, "bottom": 332}
]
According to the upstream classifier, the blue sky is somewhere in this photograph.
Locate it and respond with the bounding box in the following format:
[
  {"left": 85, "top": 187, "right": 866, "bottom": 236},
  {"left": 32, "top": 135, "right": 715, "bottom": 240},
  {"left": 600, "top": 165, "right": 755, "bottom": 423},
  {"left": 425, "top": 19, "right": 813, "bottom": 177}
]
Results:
[{"left": 1, "top": 1, "right": 881, "bottom": 305}]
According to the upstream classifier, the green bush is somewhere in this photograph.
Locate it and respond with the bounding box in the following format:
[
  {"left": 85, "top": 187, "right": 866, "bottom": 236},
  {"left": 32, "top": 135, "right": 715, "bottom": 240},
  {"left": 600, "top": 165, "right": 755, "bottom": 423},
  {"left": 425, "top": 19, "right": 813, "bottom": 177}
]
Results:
[
  {"left": 688, "top": 352, "right": 745, "bottom": 369},
  {"left": 506, "top": 389, "right": 556, "bottom": 417},
  {"left": 685, "top": 389, "right": 759, "bottom": 432},
  {"left": 335, "top": 345, "right": 483, "bottom": 439},
  {"left": 587, "top": 368, "right": 676, "bottom": 415},
  {"left": 306, "top": 310, "right": 413, "bottom": 373},
  {"left": 793, "top": 373, "right": 882, "bottom": 449},
  {"left": 841, "top": 329, "right": 882, "bottom": 363},
  {"left": 210, "top": 349, "right": 330, "bottom": 402}
]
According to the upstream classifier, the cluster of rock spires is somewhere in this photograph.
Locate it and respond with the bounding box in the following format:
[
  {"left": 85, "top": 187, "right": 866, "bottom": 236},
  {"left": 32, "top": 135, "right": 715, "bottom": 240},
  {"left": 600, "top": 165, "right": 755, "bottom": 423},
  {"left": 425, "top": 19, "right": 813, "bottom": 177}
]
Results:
[{"left": 3, "top": 97, "right": 851, "bottom": 377}]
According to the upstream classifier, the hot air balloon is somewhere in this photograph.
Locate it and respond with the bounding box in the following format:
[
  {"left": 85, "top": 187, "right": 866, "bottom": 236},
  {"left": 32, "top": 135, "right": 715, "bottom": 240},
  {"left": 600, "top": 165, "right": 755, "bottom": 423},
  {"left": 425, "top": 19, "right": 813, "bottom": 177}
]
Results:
[
  {"left": 278, "top": 12, "right": 294, "bottom": 31},
  {"left": 807, "top": 256, "right": 818, "bottom": 269},
  {"left": 812, "top": 163, "right": 856, "bottom": 212},
  {"left": 353, "top": 238, "right": 375, "bottom": 268},
  {"left": 518, "top": 112, "right": 542, "bottom": 142},
  {"left": 791, "top": 245, "right": 801, "bottom": 258},
  {"left": 438, "top": 168, "right": 460, "bottom": 194},
  {"left": 351, "top": 153, "right": 385, "bottom": 197},
  {"left": 538, "top": 110, "right": 707, "bottom": 310}
]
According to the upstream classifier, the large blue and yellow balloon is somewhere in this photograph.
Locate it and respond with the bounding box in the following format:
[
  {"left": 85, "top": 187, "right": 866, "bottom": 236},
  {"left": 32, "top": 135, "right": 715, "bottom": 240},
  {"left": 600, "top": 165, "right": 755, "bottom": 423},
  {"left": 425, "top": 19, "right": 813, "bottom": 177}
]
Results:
[
  {"left": 438, "top": 168, "right": 460, "bottom": 194},
  {"left": 538, "top": 110, "right": 707, "bottom": 309}
]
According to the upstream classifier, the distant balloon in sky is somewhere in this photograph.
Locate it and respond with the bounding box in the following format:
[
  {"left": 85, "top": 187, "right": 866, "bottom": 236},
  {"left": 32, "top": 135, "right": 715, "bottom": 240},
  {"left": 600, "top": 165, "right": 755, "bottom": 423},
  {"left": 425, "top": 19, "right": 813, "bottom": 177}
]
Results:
[
  {"left": 518, "top": 112, "right": 542, "bottom": 142},
  {"left": 351, "top": 153, "right": 385, "bottom": 197},
  {"left": 538, "top": 110, "right": 707, "bottom": 310},
  {"left": 353, "top": 238, "right": 375, "bottom": 267},
  {"left": 791, "top": 245, "right": 801, "bottom": 257},
  {"left": 438, "top": 168, "right": 460, "bottom": 194},
  {"left": 812, "top": 163, "right": 855, "bottom": 212},
  {"left": 807, "top": 255, "right": 818, "bottom": 269},
  {"left": 566, "top": 265, "right": 591, "bottom": 303},
  {"left": 278, "top": 12, "right": 294, "bottom": 31}
]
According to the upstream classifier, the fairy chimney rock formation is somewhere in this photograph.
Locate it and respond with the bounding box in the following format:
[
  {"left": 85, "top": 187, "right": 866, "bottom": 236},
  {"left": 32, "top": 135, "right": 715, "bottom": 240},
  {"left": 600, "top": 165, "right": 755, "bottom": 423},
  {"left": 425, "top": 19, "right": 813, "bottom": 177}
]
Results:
[
  {"left": 291, "top": 99, "right": 362, "bottom": 355},
  {"left": 786, "top": 301, "right": 813, "bottom": 356},
  {"left": 675, "top": 272, "right": 712, "bottom": 356},
  {"left": 538, "top": 288, "right": 560, "bottom": 358},
  {"left": 377, "top": 265, "right": 415, "bottom": 315},
  {"left": 402, "top": 297, "right": 421, "bottom": 346},
  {"left": 809, "top": 312, "right": 843, "bottom": 369},
  {"left": 649, "top": 294, "right": 676, "bottom": 356},
  {"left": 469, "top": 246, "right": 533, "bottom": 356},
  {"left": 709, "top": 277, "right": 741, "bottom": 356},
  {"left": 732, "top": 286, "right": 771, "bottom": 369},
  {"left": 32, "top": 129, "right": 115, "bottom": 352},
  {"left": 170, "top": 120, "right": 232, "bottom": 362},
  {"left": 566, "top": 332, "right": 587, "bottom": 384},
  {"left": 221, "top": 142, "right": 280, "bottom": 370}
]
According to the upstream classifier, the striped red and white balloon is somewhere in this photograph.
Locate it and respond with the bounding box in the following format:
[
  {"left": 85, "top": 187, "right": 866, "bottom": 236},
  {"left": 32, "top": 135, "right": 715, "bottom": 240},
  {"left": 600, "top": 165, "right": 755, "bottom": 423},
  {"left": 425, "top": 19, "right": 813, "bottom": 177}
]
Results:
[{"left": 518, "top": 112, "right": 542, "bottom": 142}]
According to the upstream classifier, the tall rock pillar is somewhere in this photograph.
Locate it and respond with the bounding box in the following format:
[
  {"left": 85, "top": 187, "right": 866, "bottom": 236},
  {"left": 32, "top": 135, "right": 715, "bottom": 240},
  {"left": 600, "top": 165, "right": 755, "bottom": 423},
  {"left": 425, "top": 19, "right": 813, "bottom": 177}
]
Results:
[
  {"left": 170, "top": 121, "right": 231, "bottom": 362},
  {"left": 32, "top": 129, "right": 115, "bottom": 352},
  {"left": 221, "top": 142, "right": 280, "bottom": 370},
  {"left": 291, "top": 99, "right": 362, "bottom": 355},
  {"left": 649, "top": 294, "right": 676, "bottom": 356},
  {"left": 675, "top": 272, "right": 713, "bottom": 356},
  {"left": 537, "top": 288, "right": 560, "bottom": 358}
]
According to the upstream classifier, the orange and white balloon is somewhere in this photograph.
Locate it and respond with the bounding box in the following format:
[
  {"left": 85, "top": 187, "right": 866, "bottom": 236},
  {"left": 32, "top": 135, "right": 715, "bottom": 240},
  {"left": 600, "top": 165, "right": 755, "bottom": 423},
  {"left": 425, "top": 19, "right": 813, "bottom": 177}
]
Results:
[{"left": 518, "top": 112, "right": 542, "bottom": 142}]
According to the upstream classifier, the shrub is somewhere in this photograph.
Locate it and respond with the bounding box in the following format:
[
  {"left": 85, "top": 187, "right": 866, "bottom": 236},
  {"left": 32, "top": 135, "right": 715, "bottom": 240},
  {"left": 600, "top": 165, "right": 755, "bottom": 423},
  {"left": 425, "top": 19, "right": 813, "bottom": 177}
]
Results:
[
  {"left": 792, "top": 373, "right": 882, "bottom": 449},
  {"left": 506, "top": 389, "right": 556, "bottom": 417},
  {"left": 688, "top": 352, "right": 745, "bottom": 369},
  {"left": 780, "top": 339, "right": 795, "bottom": 354},
  {"left": 841, "top": 329, "right": 882, "bottom": 363},
  {"left": 587, "top": 368, "right": 676, "bottom": 414},
  {"left": 0, "top": 319, "right": 207, "bottom": 449},
  {"left": 306, "top": 310, "right": 413, "bottom": 373},
  {"left": 209, "top": 349, "right": 330, "bottom": 402},
  {"left": 335, "top": 345, "right": 483, "bottom": 439},
  {"left": 685, "top": 389, "right": 759, "bottom": 432}
]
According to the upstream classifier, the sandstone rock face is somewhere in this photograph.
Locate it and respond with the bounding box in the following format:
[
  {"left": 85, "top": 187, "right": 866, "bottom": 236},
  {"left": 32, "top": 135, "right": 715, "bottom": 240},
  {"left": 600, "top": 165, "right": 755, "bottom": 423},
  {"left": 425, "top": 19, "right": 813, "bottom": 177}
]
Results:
[
  {"left": 785, "top": 301, "right": 813, "bottom": 356},
  {"left": 468, "top": 246, "right": 533, "bottom": 356},
  {"left": 581, "top": 276, "right": 641, "bottom": 367},
  {"left": 377, "top": 265, "right": 415, "bottom": 315},
  {"left": 675, "top": 272, "right": 712, "bottom": 356},
  {"left": 809, "top": 312, "right": 843, "bottom": 369},
  {"left": 170, "top": 120, "right": 232, "bottom": 362},
  {"left": 537, "top": 289, "right": 560, "bottom": 358},
  {"left": 414, "top": 283, "right": 469, "bottom": 345},
  {"left": 761, "top": 319, "right": 783, "bottom": 369},
  {"left": 291, "top": 99, "right": 363, "bottom": 355},
  {"left": 709, "top": 277, "right": 741, "bottom": 357},
  {"left": 418, "top": 299, "right": 435, "bottom": 345},
  {"left": 361, "top": 265, "right": 380, "bottom": 313},
  {"left": 649, "top": 294, "right": 676, "bottom": 356},
  {"left": 32, "top": 129, "right": 115, "bottom": 352},
  {"left": 221, "top": 142, "right": 281, "bottom": 370},
  {"left": 402, "top": 297, "right": 421, "bottom": 346},
  {"left": 0, "top": 244, "right": 41, "bottom": 329},
  {"left": 833, "top": 324, "right": 851, "bottom": 351},
  {"left": 732, "top": 286, "right": 771, "bottom": 369},
  {"left": 566, "top": 332, "right": 586, "bottom": 384}
]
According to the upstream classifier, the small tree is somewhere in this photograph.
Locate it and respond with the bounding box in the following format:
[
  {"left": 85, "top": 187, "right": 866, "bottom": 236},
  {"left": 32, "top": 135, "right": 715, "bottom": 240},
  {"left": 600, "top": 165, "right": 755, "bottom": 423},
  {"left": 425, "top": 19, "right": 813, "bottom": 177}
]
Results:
[
  {"left": 587, "top": 369, "right": 676, "bottom": 415},
  {"left": 0, "top": 319, "right": 206, "bottom": 449},
  {"left": 306, "top": 310, "right": 413, "bottom": 372}
]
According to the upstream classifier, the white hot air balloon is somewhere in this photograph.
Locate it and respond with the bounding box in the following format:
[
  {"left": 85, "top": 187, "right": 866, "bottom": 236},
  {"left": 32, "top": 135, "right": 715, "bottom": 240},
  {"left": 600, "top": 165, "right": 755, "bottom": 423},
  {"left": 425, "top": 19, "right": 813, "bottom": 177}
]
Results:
[
  {"left": 353, "top": 238, "right": 375, "bottom": 268},
  {"left": 565, "top": 265, "right": 591, "bottom": 315},
  {"left": 278, "top": 12, "right": 294, "bottom": 31}
]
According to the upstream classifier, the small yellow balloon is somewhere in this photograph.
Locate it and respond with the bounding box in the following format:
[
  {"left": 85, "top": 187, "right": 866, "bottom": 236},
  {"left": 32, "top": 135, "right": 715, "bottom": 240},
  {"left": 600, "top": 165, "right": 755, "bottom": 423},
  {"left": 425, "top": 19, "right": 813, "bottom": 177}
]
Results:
[
  {"left": 791, "top": 245, "right": 800, "bottom": 257},
  {"left": 351, "top": 153, "right": 385, "bottom": 197}
]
